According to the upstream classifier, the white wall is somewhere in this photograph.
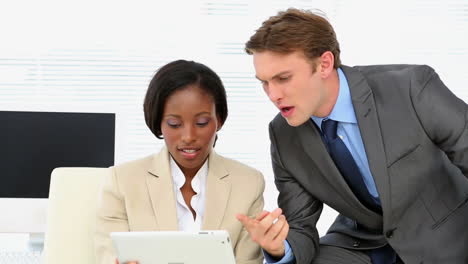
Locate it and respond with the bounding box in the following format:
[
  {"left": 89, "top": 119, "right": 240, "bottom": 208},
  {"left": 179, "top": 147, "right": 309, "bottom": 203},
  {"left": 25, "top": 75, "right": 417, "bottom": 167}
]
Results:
[{"left": 1, "top": 0, "right": 467, "bottom": 246}]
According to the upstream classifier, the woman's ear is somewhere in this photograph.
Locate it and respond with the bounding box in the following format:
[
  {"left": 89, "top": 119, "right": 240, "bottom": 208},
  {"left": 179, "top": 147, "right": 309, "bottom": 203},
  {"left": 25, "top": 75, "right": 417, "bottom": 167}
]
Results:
[{"left": 216, "top": 116, "right": 223, "bottom": 131}]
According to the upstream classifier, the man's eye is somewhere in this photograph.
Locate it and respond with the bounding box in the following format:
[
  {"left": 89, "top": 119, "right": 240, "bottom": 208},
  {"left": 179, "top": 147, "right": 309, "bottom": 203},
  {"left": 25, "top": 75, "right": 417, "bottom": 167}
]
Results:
[{"left": 279, "top": 76, "right": 290, "bottom": 81}]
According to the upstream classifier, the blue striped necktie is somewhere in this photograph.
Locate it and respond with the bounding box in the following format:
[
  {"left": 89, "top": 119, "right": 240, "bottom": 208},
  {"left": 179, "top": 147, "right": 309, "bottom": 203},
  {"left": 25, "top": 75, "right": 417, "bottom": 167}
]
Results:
[
  {"left": 321, "top": 118, "right": 398, "bottom": 264},
  {"left": 321, "top": 118, "right": 381, "bottom": 212}
]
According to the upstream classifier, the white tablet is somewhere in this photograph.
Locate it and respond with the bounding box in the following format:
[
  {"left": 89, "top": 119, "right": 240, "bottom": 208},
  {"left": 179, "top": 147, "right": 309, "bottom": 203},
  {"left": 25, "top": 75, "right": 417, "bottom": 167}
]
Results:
[{"left": 110, "top": 230, "right": 236, "bottom": 264}]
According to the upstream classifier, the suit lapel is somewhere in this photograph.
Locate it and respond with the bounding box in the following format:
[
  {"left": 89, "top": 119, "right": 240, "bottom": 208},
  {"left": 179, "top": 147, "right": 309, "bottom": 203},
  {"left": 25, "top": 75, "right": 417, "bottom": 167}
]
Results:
[
  {"left": 342, "top": 65, "right": 391, "bottom": 223},
  {"left": 202, "top": 151, "right": 231, "bottom": 229},
  {"left": 296, "top": 122, "right": 380, "bottom": 224},
  {"left": 295, "top": 122, "right": 356, "bottom": 202},
  {"left": 146, "top": 148, "right": 178, "bottom": 230}
]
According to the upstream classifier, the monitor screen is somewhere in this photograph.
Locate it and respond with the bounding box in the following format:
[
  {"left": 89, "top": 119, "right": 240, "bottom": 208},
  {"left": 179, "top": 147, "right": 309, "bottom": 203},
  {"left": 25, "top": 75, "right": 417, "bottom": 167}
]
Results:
[{"left": 0, "top": 111, "right": 115, "bottom": 198}]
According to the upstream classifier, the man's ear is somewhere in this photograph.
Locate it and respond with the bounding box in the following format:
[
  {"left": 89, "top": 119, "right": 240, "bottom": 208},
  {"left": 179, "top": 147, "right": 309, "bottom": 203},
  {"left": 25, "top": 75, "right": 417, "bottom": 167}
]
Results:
[{"left": 319, "top": 51, "right": 335, "bottom": 78}]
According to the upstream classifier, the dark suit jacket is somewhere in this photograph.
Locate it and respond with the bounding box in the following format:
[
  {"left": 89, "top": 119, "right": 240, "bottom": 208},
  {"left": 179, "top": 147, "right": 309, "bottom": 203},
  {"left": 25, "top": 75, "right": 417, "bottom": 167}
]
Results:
[{"left": 269, "top": 65, "right": 468, "bottom": 264}]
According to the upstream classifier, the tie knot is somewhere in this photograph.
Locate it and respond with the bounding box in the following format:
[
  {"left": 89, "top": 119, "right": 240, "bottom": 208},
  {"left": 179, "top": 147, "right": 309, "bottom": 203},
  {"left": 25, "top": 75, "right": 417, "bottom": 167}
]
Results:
[{"left": 321, "top": 119, "right": 338, "bottom": 141}]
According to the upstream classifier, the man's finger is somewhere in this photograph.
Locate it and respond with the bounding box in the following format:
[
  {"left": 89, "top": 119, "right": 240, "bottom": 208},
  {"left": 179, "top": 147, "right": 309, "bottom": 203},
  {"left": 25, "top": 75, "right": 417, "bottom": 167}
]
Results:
[
  {"left": 235, "top": 213, "right": 248, "bottom": 223},
  {"left": 264, "top": 214, "right": 286, "bottom": 241},
  {"left": 269, "top": 208, "right": 283, "bottom": 220},
  {"left": 258, "top": 208, "right": 282, "bottom": 229},
  {"left": 255, "top": 210, "right": 270, "bottom": 221},
  {"left": 273, "top": 215, "right": 289, "bottom": 242},
  {"left": 236, "top": 213, "right": 255, "bottom": 228}
]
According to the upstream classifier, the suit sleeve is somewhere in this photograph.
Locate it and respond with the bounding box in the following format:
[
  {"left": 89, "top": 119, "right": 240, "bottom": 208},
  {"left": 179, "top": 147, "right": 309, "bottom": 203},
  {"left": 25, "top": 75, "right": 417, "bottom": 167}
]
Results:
[
  {"left": 269, "top": 122, "right": 323, "bottom": 264},
  {"left": 410, "top": 65, "right": 468, "bottom": 177},
  {"left": 95, "top": 167, "right": 130, "bottom": 264},
  {"left": 235, "top": 170, "right": 265, "bottom": 264}
]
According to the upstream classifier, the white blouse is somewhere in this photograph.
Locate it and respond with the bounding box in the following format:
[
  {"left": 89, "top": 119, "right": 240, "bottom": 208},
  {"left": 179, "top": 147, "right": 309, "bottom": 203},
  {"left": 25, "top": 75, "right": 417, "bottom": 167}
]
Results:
[{"left": 169, "top": 156, "right": 208, "bottom": 232}]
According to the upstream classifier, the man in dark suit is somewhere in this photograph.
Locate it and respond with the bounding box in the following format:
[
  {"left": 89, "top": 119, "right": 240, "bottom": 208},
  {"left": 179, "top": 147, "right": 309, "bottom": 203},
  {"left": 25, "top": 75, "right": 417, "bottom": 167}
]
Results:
[{"left": 236, "top": 8, "right": 468, "bottom": 264}]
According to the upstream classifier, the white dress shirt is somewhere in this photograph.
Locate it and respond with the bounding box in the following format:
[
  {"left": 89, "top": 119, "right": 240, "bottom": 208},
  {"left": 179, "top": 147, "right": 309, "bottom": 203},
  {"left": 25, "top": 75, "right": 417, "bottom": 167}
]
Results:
[{"left": 170, "top": 156, "right": 208, "bottom": 231}]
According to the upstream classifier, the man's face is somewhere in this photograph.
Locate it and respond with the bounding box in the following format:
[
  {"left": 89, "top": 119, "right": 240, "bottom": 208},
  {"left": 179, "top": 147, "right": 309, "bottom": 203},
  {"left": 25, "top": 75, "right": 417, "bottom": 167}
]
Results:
[{"left": 253, "top": 50, "right": 328, "bottom": 126}]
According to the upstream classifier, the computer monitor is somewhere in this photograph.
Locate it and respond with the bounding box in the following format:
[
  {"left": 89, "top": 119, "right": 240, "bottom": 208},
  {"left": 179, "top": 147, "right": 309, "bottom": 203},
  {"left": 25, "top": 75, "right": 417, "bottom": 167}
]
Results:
[{"left": 0, "top": 111, "right": 115, "bottom": 242}]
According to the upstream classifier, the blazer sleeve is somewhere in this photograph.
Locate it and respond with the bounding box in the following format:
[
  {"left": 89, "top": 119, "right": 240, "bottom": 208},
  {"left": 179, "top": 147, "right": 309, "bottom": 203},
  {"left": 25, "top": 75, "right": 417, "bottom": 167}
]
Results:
[
  {"left": 95, "top": 167, "right": 130, "bottom": 264},
  {"left": 234, "top": 170, "right": 265, "bottom": 264},
  {"left": 410, "top": 65, "right": 468, "bottom": 177},
  {"left": 269, "top": 122, "right": 323, "bottom": 264}
]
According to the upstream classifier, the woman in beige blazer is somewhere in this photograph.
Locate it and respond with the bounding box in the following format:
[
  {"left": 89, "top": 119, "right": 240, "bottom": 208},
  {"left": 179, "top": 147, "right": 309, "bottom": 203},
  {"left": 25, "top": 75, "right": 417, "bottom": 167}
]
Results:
[{"left": 95, "top": 60, "right": 265, "bottom": 264}]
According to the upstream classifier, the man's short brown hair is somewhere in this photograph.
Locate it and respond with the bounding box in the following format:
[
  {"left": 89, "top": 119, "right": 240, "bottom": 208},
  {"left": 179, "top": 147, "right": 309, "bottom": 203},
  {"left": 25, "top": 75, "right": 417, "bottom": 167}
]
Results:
[{"left": 245, "top": 8, "right": 341, "bottom": 69}]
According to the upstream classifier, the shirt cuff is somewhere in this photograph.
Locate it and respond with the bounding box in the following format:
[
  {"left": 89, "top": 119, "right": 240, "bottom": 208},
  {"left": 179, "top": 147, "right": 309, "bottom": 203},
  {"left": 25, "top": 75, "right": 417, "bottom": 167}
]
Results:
[{"left": 263, "top": 240, "right": 295, "bottom": 264}]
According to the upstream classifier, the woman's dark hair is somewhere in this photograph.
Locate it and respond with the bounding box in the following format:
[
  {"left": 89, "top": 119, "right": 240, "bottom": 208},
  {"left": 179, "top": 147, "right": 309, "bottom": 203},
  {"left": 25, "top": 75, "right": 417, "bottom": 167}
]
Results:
[{"left": 143, "top": 60, "right": 228, "bottom": 139}]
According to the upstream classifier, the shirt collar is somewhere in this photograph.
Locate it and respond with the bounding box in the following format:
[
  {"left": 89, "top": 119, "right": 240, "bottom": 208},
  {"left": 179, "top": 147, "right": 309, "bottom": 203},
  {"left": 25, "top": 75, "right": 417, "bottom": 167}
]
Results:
[
  {"left": 311, "top": 68, "right": 357, "bottom": 126},
  {"left": 170, "top": 155, "right": 208, "bottom": 194}
]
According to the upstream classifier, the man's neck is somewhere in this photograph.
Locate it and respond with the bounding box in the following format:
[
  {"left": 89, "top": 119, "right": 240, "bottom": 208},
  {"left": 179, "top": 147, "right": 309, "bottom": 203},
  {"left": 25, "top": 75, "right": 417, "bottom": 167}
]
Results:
[{"left": 315, "top": 68, "right": 340, "bottom": 117}]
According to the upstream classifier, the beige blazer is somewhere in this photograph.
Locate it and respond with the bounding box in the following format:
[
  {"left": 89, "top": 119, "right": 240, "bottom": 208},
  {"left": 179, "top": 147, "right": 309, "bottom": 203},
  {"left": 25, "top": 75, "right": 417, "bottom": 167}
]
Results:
[{"left": 95, "top": 148, "right": 265, "bottom": 264}]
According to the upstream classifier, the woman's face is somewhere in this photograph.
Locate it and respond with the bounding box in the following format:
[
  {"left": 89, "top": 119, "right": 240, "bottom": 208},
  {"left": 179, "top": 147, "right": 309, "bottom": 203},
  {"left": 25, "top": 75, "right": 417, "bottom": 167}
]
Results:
[{"left": 161, "top": 85, "right": 221, "bottom": 176}]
